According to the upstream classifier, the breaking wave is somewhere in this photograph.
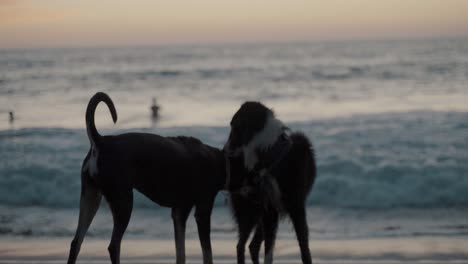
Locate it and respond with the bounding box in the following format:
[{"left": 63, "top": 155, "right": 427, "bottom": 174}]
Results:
[{"left": 0, "top": 111, "right": 467, "bottom": 209}]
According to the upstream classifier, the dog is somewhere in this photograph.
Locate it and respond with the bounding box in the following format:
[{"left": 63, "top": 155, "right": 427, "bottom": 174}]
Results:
[
  {"left": 224, "top": 101, "right": 316, "bottom": 264},
  {"left": 68, "top": 92, "right": 226, "bottom": 264}
]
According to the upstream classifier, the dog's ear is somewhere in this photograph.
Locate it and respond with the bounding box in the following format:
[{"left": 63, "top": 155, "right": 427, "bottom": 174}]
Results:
[
  {"left": 232, "top": 117, "right": 256, "bottom": 147},
  {"left": 228, "top": 111, "right": 245, "bottom": 148},
  {"left": 230, "top": 101, "right": 270, "bottom": 146},
  {"left": 239, "top": 108, "right": 268, "bottom": 145}
]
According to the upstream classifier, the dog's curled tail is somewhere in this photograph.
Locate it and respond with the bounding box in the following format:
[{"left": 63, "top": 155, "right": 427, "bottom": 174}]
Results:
[{"left": 86, "top": 92, "right": 117, "bottom": 146}]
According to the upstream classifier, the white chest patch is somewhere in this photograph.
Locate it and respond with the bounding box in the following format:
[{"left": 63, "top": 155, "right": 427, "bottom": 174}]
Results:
[
  {"left": 242, "top": 115, "right": 284, "bottom": 171},
  {"left": 243, "top": 145, "right": 258, "bottom": 171}
]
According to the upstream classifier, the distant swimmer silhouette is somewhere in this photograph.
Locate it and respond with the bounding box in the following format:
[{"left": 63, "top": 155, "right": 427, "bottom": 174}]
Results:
[
  {"left": 150, "top": 97, "right": 160, "bottom": 121},
  {"left": 8, "top": 111, "right": 14, "bottom": 124}
]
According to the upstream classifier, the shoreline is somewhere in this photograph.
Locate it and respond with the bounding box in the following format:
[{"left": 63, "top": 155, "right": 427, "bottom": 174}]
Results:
[{"left": 1, "top": 236, "right": 468, "bottom": 264}]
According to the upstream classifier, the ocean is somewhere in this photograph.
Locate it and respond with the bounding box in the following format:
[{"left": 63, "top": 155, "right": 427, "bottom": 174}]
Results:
[{"left": 1, "top": 38, "right": 468, "bottom": 263}]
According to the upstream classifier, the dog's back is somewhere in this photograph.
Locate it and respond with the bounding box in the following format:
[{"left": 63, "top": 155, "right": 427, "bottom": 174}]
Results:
[
  {"left": 92, "top": 133, "right": 225, "bottom": 207},
  {"left": 276, "top": 132, "right": 316, "bottom": 204}
]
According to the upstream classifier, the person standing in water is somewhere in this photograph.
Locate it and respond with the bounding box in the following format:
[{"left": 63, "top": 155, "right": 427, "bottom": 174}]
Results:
[
  {"left": 150, "top": 97, "right": 160, "bottom": 122},
  {"left": 8, "top": 111, "right": 14, "bottom": 124}
]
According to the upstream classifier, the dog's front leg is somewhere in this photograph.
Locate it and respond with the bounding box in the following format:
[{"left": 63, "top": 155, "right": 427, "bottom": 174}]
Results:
[
  {"left": 172, "top": 206, "right": 192, "bottom": 264},
  {"left": 195, "top": 202, "right": 215, "bottom": 264},
  {"left": 68, "top": 176, "right": 102, "bottom": 264},
  {"left": 236, "top": 217, "right": 257, "bottom": 264},
  {"left": 262, "top": 211, "right": 279, "bottom": 264}
]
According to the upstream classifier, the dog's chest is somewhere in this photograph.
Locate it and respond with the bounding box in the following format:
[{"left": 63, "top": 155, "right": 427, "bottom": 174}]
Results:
[
  {"left": 241, "top": 115, "right": 288, "bottom": 171},
  {"left": 243, "top": 133, "right": 292, "bottom": 173}
]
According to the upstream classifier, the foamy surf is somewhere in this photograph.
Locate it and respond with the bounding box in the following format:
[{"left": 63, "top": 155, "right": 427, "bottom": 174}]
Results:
[{"left": 1, "top": 111, "right": 467, "bottom": 209}]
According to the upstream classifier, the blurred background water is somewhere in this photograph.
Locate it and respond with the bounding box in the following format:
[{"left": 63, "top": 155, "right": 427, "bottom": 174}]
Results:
[{"left": 0, "top": 39, "right": 467, "bottom": 243}]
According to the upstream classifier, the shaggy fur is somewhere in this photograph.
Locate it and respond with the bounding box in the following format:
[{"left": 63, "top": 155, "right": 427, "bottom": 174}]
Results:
[{"left": 224, "top": 101, "right": 316, "bottom": 264}]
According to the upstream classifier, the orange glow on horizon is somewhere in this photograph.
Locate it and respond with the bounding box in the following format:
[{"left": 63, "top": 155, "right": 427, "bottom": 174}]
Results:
[{"left": 1, "top": 0, "right": 468, "bottom": 48}]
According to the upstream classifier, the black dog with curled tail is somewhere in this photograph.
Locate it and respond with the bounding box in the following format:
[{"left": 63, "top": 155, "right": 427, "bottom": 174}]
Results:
[{"left": 68, "top": 92, "right": 226, "bottom": 264}]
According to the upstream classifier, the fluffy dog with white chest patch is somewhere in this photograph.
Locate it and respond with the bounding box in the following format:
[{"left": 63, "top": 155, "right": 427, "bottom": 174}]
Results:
[
  {"left": 68, "top": 92, "right": 225, "bottom": 264},
  {"left": 224, "top": 102, "right": 316, "bottom": 264}
]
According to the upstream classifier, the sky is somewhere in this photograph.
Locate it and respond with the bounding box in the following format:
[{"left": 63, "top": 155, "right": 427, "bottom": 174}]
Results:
[{"left": 1, "top": 0, "right": 468, "bottom": 49}]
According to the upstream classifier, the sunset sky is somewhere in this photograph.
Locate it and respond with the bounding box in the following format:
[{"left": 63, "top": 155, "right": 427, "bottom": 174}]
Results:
[{"left": 1, "top": 0, "right": 468, "bottom": 48}]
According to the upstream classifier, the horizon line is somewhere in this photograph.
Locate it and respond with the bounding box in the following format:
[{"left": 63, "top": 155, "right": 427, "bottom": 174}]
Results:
[{"left": 1, "top": 34, "right": 468, "bottom": 51}]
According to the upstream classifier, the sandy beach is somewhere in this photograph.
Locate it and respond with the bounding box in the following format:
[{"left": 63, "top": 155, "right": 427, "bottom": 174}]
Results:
[{"left": 1, "top": 236, "right": 468, "bottom": 264}]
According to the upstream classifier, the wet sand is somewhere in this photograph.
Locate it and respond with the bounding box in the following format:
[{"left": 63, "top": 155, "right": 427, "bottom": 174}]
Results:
[{"left": 1, "top": 236, "right": 468, "bottom": 263}]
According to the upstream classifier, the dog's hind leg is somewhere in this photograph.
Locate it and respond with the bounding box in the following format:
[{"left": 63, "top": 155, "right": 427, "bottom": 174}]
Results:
[
  {"left": 195, "top": 201, "right": 215, "bottom": 264},
  {"left": 262, "top": 211, "right": 279, "bottom": 264},
  {"left": 248, "top": 225, "right": 263, "bottom": 264},
  {"left": 106, "top": 189, "right": 133, "bottom": 264},
  {"left": 172, "top": 206, "right": 192, "bottom": 264},
  {"left": 289, "top": 206, "right": 312, "bottom": 264},
  {"left": 68, "top": 177, "right": 102, "bottom": 264}
]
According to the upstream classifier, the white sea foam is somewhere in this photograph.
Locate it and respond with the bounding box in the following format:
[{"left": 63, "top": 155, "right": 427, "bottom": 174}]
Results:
[{"left": 0, "top": 111, "right": 467, "bottom": 209}]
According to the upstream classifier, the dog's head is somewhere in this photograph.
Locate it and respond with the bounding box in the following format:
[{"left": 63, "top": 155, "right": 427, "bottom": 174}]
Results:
[
  {"left": 223, "top": 101, "right": 285, "bottom": 191},
  {"left": 224, "top": 102, "right": 273, "bottom": 153}
]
